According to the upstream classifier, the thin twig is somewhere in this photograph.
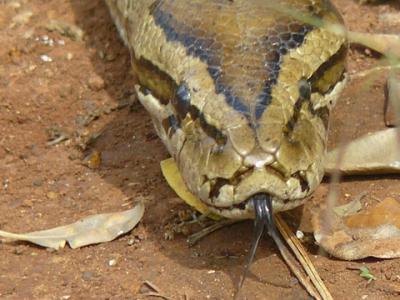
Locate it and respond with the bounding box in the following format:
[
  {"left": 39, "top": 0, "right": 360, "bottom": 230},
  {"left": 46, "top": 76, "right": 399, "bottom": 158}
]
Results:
[
  {"left": 186, "top": 219, "right": 241, "bottom": 246},
  {"left": 142, "top": 280, "right": 174, "bottom": 300},
  {"left": 144, "top": 280, "right": 162, "bottom": 293},
  {"left": 143, "top": 292, "right": 174, "bottom": 300},
  {"left": 47, "top": 135, "right": 69, "bottom": 146},
  {"left": 268, "top": 223, "right": 321, "bottom": 300},
  {"left": 275, "top": 214, "right": 333, "bottom": 300}
]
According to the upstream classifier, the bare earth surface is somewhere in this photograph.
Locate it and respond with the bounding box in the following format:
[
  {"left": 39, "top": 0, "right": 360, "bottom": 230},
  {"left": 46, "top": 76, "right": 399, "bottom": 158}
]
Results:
[{"left": 1, "top": 0, "right": 400, "bottom": 299}]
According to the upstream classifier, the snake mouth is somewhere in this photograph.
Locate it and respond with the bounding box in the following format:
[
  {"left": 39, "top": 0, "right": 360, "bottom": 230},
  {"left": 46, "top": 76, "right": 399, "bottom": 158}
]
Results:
[{"left": 205, "top": 191, "right": 307, "bottom": 220}]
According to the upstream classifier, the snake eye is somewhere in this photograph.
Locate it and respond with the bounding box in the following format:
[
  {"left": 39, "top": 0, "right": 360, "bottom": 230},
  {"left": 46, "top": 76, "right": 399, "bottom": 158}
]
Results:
[{"left": 298, "top": 79, "right": 311, "bottom": 100}]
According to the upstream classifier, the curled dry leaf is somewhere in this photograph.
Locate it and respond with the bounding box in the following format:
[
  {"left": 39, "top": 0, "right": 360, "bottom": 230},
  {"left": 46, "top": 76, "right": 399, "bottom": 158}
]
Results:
[
  {"left": 313, "top": 197, "right": 400, "bottom": 260},
  {"left": 0, "top": 203, "right": 145, "bottom": 250},
  {"left": 325, "top": 128, "right": 400, "bottom": 175}
]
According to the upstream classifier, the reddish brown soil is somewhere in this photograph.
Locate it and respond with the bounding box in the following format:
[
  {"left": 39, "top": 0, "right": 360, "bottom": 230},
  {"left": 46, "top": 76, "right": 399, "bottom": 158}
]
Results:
[{"left": 1, "top": 1, "right": 400, "bottom": 299}]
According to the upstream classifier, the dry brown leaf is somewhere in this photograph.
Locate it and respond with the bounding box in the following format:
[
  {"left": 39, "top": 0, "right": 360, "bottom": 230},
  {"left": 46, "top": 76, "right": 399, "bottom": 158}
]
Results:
[
  {"left": 325, "top": 128, "right": 400, "bottom": 175},
  {"left": 0, "top": 203, "right": 144, "bottom": 250},
  {"left": 313, "top": 198, "right": 400, "bottom": 260}
]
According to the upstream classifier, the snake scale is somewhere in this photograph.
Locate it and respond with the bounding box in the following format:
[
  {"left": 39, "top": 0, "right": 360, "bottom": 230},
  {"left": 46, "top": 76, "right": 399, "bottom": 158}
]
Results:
[{"left": 105, "top": 0, "right": 347, "bottom": 227}]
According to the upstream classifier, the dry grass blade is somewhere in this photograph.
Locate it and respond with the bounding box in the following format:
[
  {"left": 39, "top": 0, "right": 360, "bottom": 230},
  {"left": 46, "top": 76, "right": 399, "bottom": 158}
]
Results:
[
  {"left": 186, "top": 219, "right": 240, "bottom": 247},
  {"left": 275, "top": 214, "right": 333, "bottom": 300},
  {"left": 269, "top": 225, "right": 321, "bottom": 300}
]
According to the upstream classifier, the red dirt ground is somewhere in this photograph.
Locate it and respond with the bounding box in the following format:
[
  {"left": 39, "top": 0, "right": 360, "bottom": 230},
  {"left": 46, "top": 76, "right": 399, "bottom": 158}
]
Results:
[{"left": 1, "top": 0, "right": 400, "bottom": 299}]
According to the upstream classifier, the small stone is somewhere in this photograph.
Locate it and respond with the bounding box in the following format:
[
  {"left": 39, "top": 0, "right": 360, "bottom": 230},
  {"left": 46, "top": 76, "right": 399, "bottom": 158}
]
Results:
[
  {"left": 32, "top": 179, "right": 43, "bottom": 187},
  {"left": 82, "top": 271, "right": 94, "bottom": 281},
  {"left": 66, "top": 52, "right": 73, "bottom": 60},
  {"left": 40, "top": 54, "right": 52, "bottom": 62},
  {"left": 207, "top": 270, "right": 216, "bottom": 274},
  {"left": 108, "top": 259, "right": 117, "bottom": 267},
  {"left": 296, "top": 230, "right": 304, "bottom": 240},
  {"left": 87, "top": 75, "right": 105, "bottom": 91},
  {"left": 46, "top": 191, "right": 58, "bottom": 199}
]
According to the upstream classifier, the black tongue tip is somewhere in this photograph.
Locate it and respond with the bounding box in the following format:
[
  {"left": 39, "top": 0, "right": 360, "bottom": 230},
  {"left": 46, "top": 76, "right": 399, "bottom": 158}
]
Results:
[{"left": 236, "top": 193, "right": 275, "bottom": 295}]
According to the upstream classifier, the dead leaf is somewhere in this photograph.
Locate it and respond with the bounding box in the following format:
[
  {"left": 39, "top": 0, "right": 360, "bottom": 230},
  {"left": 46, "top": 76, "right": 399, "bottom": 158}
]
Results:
[
  {"left": 345, "top": 197, "right": 400, "bottom": 229},
  {"left": 313, "top": 198, "right": 400, "bottom": 260},
  {"left": 0, "top": 203, "right": 144, "bottom": 250},
  {"left": 325, "top": 128, "right": 400, "bottom": 175}
]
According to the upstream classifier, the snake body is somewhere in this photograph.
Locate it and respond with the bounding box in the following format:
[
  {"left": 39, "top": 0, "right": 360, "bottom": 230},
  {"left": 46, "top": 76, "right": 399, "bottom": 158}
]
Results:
[{"left": 105, "top": 0, "right": 347, "bottom": 219}]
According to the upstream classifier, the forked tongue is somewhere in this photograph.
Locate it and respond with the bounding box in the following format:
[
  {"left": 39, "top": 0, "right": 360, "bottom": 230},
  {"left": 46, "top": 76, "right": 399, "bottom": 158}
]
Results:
[{"left": 236, "top": 193, "right": 286, "bottom": 296}]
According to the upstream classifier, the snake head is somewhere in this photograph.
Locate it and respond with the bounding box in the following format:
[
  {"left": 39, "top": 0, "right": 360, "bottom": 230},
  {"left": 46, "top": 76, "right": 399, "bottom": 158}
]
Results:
[{"left": 131, "top": 0, "right": 347, "bottom": 219}]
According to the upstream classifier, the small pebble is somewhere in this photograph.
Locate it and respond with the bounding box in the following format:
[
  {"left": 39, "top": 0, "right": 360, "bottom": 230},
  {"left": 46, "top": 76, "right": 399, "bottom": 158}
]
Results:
[
  {"left": 88, "top": 75, "right": 105, "bottom": 91},
  {"left": 207, "top": 270, "right": 216, "bottom": 274},
  {"left": 32, "top": 179, "right": 43, "bottom": 187},
  {"left": 82, "top": 271, "right": 94, "bottom": 281},
  {"left": 46, "top": 191, "right": 58, "bottom": 199},
  {"left": 40, "top": 54, "right": 52, "bottom": 62},
  {"left": 296, "top": 230, "right": 304, "bottom": 239},
  {"left": 108, "top": 259, "right": 117, "bottom": 267}
]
